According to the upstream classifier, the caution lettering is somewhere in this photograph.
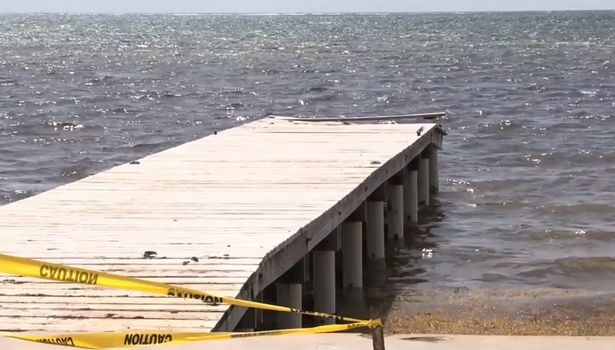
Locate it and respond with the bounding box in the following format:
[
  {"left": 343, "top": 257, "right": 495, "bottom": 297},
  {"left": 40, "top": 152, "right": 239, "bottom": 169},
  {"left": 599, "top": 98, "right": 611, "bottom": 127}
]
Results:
[
  {"left": 36, "top": 337, "right": 75, "bottom": 347},
  {"left": 40, "top": 265, "right": 98, "bottom": 285},
  {"left": 123, "top": 333, "right": 172, "bottom": 345},
  {"left": 167, "top": 287, "right": 223, "bottom": 304}
]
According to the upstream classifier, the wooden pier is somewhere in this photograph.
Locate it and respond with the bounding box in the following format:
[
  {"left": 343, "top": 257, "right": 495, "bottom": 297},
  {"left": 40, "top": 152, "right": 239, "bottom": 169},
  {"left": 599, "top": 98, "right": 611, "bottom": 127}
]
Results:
[{"left": 0, "top": 116, "right": 444, "bottom": 333}]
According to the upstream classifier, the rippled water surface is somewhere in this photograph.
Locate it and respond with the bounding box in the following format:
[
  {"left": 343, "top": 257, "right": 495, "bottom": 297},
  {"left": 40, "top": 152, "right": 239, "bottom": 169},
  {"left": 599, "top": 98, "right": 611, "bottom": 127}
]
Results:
[{"left": 1, "top": 12, "right": 615, "bottom": 299}]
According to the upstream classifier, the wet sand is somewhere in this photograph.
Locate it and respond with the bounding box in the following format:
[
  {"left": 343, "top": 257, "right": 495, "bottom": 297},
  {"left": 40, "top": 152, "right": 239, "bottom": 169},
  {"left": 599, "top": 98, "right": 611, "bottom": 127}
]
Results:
[{"left": 383, "top": 288, "right": 615, "bottom": 336}]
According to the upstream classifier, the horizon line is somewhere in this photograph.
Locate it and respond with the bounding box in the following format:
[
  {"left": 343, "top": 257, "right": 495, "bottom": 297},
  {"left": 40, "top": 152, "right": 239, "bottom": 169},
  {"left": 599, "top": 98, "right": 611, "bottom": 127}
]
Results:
[{"left": 1, "top": 9, "right": 615, "bottom": 15}]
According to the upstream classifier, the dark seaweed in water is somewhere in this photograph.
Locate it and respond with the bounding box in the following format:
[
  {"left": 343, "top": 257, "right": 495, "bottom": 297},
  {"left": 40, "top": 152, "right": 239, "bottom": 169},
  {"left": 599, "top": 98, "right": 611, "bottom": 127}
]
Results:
[{"left": 1, "top": 12, "right": 615, "bottom": 329}]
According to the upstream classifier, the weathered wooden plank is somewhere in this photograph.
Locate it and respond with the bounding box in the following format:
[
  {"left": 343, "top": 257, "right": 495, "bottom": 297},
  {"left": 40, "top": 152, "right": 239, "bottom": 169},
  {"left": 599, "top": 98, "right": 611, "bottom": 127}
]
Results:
[
  {"left": 271, "top": 111, "right": 446, "bottom": 122},
  {"left": 0, "top": 258, "right": 262, "bottom": 265},
  {"left": 0, "top": 284, "right": 241, "bottom": 294},
  {"left": 0, "top": 318, "right": 216, "bottom": 332},
  {"left": 1, "top": 276, "right": 250, "bottom": 284},
  {"left": 0, "top": 308, "right": 223, "bottom": 320},
  {"left": 0, "top": 296, "right": 229, "bottom": 307},
  {"left": 0, "top": 289, "right": 238, "bottom": 297}
]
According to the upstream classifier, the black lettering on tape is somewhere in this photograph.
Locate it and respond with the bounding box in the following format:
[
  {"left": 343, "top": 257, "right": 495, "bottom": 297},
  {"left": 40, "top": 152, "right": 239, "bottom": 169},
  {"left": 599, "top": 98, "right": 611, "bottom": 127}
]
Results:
[
  {"left": 37, "top": 337, "right": 75, "bottom": 347},
  {"left": 38, "top": 264, "right": 99, "bottom": 285},
  {"left": 124, "top": 333, "right": 173, "bottom": 345},
  {"left": 57, "top": 267, "right": 67, "bottom": 281},
  {"left": 66, "top": 269, "right": 76, "bottom": 282},
  {"left": 78, "top": 271, "right": 89, "bottom": 283},
  {"left": 88, "top": 272, "right": 98, "bottom": 284},
  {"left": 167, "top": 288, "right": 222, "bottom": 304},
  {"left": 40, "top": 265, "right": 49, "bottom": 277}
]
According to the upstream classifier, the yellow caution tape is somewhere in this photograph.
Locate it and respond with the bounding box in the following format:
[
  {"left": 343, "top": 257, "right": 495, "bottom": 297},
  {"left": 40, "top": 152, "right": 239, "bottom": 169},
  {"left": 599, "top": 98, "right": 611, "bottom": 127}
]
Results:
[
  {"left": 0, "top": 253, "right": 368, "bottom": 324},
  {"left": 0, "top": 253, "right": 383, "bottom": 349},
  {"left": 8, "top": 322, "right": 375, "bottom": 349}
]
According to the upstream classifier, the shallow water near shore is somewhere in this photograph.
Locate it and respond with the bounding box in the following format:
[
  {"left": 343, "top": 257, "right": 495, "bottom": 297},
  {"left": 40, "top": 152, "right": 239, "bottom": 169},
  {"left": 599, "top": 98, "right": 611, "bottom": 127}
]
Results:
[{"left": 1, "top": 11, "right": 615, "bottom": 333}]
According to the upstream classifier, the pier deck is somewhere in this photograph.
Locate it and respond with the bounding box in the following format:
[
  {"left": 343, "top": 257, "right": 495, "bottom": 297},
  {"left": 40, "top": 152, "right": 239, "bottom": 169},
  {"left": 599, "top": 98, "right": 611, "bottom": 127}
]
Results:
[{"left": 0, "top": 116, "right": 443, "bottom": 333}]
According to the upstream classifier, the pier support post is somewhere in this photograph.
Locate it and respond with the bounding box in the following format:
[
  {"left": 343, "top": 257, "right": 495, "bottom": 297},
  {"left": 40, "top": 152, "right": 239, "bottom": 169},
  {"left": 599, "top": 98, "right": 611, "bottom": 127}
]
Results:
[
  {"left": 366, "top": 201, "right": 385, "bottom": 259},
  {"left": 372, "top": 326, "right": 386, "bottom": 350},
  {"left": 429, "top": 146, "right": 439, "bottom": 195},
  {"left": 418, "top": 155, "right": 430, "bottom": 207},
  {"left": 387, "top": 184, "right": 404, "bottom": 241},
  {"left": 342, "top": 221, "right": 363, "bottom": 289},
  {"left": 404, "top": 165, "right": 419, "bottom": 225},
  {"left": 313, "top": 250, "right": 336, "bottom": 325},
  {"left": 275, "top": 283, "right": 302, "bottom": 329}
]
